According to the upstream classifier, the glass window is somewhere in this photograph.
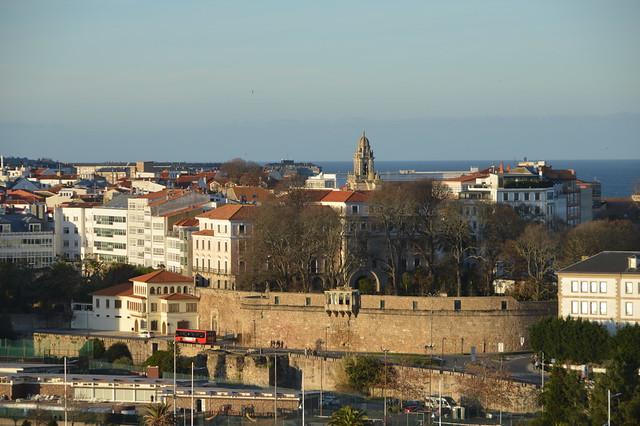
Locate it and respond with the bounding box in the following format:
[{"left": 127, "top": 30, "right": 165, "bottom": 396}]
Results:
[
  {"left": 571, "top": 281, "right": 579, "bottom": 293},
  {"left": 625, "top": 282, "right": 633, "bottom": 294},
  {"left": 600, "top": 302, "right": 607, "bottom": 315},
  {"left": 600, "top": 282, "right": 607, "bottom": 293},
  {"left": 590, "top": 282, "right": 598, "bottom": 293},
  {"left": 571, "top": 301, "right": 579, "bottom": 314},
  {"left": 625, "top": 302, "right": 633, "bottom": 316},
  {"left": 380, "top": 300, "right": 385, "bottom": 309},
  {"left": 581, "top": 301, "right": 589, "bottom": 314},
  {"left": 590, "top": 301, "right": 598, "bottom": 314},
  {"left": 95, "top": 298, "right": 100, "bottom": 308},
  {"left": 454, "top": 300, "right": 461, "bottom": 311},
  {"left": 581, "top": 281, "right": 588, "bottom": 292}
]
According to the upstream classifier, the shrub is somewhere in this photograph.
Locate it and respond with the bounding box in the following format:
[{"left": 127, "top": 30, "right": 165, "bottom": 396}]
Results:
[
  {"left": 78, "top": 339, "right": 105, "bottom": 359},
  {"left": 104, "top": 342, "right": 132, "bottom": 362}
]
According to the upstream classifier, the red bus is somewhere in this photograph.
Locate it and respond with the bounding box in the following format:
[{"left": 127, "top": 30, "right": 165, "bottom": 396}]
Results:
[{"left": 175, "top": 329, "right": 216, "bottom": 345}]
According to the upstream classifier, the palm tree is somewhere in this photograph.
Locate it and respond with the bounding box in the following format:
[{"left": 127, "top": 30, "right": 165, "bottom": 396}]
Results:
[
  {"left": 328, "top": 406, "right": 367, "bottom": 426},
  {"left": 143, "top": 403, "right": 174, "bottom": 426}
]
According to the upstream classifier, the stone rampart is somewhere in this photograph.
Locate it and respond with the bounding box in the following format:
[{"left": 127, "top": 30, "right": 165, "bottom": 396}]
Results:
[{"left": 198, "top": 289, "right": 555, "bottom": 355}]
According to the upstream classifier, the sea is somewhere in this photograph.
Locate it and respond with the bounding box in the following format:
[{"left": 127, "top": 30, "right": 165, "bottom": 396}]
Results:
[{"left": 314, "top": 160, "right": 640, "bottom": 198}]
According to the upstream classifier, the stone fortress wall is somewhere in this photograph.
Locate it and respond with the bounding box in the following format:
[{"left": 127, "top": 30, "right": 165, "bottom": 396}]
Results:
[{"left": 197, "top": 289, "right": 556, "bottom": 355}]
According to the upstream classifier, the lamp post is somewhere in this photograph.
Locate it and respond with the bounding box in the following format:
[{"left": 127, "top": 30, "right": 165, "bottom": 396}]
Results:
[
  {"left": 64, "top": 356, "right": 67, "bottom": 426},
  {"left": 441, "top": 337, "right": 446, "bottom": 371},
  {"left": 381, "top": 348, "right": 389, "bottom": 425},
  {"left": 173, "top": 340, "right": 177, "bottom": 421},
  {"left": 190, "top": 361, "right": 194, "bottom": 426},
  {"left": 608, "top": 390, "right": 622, "bottom": 426},
  {"left": 301, "top": 370, "right": 305, "bottom": 426}
]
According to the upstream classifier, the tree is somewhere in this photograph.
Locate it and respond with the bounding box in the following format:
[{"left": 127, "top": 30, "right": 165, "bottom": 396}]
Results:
[
  {"left": 509, "top": 224, "right": 559, "bottom": 300},
  {"left": 343, "top": 356, "right": 395, "bottom": 395},
  {"left": 329, "top": 406, "right": 367, "bottom": 426},
  {"left": 369, "top": 182, "right": 417, "bottom": 294},
  {"left": 104, "top": 342, "right": 132, "bottom": 363},
  {"left": 217, "top": 158, "right": 264, "bottom": 185},
  {"left": 437, "top": 201, "right": 475, "bottom": 296},
  {"left": 562, "top": 219, "right": 640, "bottom": 267},
  {"left": 458, "top": 362, "right": 515, "bottom": 413},
  {"left": 78, "top": 338, "right": 105, "bottom": 359},
  {"left": 538, "top": 367, "right": 588, "bottom": 425},
  {"left": 528, "top": 317, "right": 610, "bottom": 363},
  {"left": 143, "top": 403, "right": 173, "bottom": 426}
]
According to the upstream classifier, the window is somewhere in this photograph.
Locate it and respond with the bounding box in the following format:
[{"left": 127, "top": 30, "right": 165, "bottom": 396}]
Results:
[
  {"left": 150, "top": 287, "right": 155, "bottom": 295},
  {"left": 114, "top": 300, "right": 122, "bottom": 309},
  {"left": 571, "top": 301, "right": 579, "bottom": 314},
  {"left": 581, "top": 301, "right": 589, "bottom": 314},
  {"left": 225, "top": 242, "right": 228, "bottom": 252},
  {"left": 600, "top": 282, "right": 607, "bottom": 293},
  {"left": 63, "top": 227, "right": 69, "bottom": 234},
  {"left": 454, "top": 300, "right": 461, "bottom": 311},
  {"left": 351, "top": 205, "right": 359, "bottom": 214},
  {"left": 590, "top": 282, "right": 598, "bottom": 293},
  {"left": 590, "top": 301, "right": 598, "bottom": 314},
  {"left": 524, "top": 192, "right": 530, "bottom": 201},
  {"left": 306, "top": 297, "right": 311, "bottom": 306},
  {"left": 502, "top": 193, "right": 508, "bottom": 201},
  {"left": 571, "top": 281, "right": 579, "bottom": 293},
  {"left": 501, "top": 301, "right": 507, "bottom": 311},
  {"left": 626, "top": 282, "right": 634, "bottom": 294},
  {"left": 195, "top": 240, "right": 199, "bottom": 250},
  {"left": 625, "top": 302, "right": 633, "bottom": 316},
  {"left": 106, "top": 299, "right": 110, "bottom": 309},
  {"left": 534, "top": 192, "right": 541, "bottom": 201},
  {"left": 600, "top": 302, "right": 607, "bottom": 315},
  {"left": 514, "top": 192, "right": 519, "bottom": 201},
  {"left": 412, "top": 301, "right": 418, "bottom": 311},
  {"left": 380, "top": 300, "right": 385, "bottom": 309},
  {"left": 239, "top": 224, "right": 246, "bottom": 234},
  {"left": 186, "top": 303, "right": 197, "bottom": 312},
  {"left": 95, "top": 298, "right": 100, "bottom": 308},
  {"left": 274, "top": 296, "right": 280, "bottom": 305},
  {"left": 150, "top": 320, "right": 158, "bottom": 331},
  {"left": 581, "top": 281, "right": 588, "bottom": 293},
  {"left": 168, "top": 303, "right": 180, "bottom": 313}
]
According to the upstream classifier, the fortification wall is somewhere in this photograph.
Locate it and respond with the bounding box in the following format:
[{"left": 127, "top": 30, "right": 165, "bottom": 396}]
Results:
[{"left": 198, "top": 290, "right": 555, "bottom": 355}]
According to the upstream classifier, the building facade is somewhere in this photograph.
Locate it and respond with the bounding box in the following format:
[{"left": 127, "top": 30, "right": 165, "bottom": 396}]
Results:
[
  {"left": 557, "top": 251, "right": 640, "bottom": 331},
  {"left": 0, "top": 213, "right": 55, "bottom": 269}
]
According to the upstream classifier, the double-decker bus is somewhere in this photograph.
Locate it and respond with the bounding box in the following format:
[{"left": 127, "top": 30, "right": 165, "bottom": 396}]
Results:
[{"left": 175, "top": 329, "right": 216, "bottom": 345}]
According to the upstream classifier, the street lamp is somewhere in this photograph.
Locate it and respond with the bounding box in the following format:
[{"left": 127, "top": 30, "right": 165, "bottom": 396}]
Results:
[
  {"left": 381, "top": 348, "right": 390, "bottom": 425},
  {"left": 441, "top": 337, "right": 446, "bottom": 371},
  {"left": 608, "top": 390, "right": 622, "bottom": 426}
]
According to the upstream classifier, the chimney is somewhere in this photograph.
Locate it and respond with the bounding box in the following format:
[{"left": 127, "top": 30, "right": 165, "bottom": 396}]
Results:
[{"left": 629, "top": 255, "right": 638, "bottom": 270}]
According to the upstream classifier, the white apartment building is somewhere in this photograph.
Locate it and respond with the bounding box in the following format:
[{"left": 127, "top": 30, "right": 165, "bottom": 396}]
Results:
[
  {"left": 192, "top": 204, "right": 255, "bottom": 289},
  {"left": 127, "top": 190, "right": 210, "bottom": 269},
  {"left": 54, "top": 203, "right": 94, "bottom": 261},
  {"left": 71, "top": 269, "right": 199, "bottom": 335},
  {"left": 165, "top": 217, "right": 198, "bottom": 275},
  {"left": 558, "top": 251, "right": 640, "bottom": 332},
  {"left": 0, "top": 213, "right": 55, "bottom": 269}
]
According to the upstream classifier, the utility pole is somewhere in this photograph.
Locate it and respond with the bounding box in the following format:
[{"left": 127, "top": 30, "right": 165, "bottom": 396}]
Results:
[
  {"left": 541, "top": 351, "right": 545, "bottom": 389},
  {"left": 382, "top": 348, "right": 389, "bottom": 425},
  {"left": 191, "top": 362, "right": 194, "bottom": 426},
  {"left": 64, "top": 356, "right": 68, "bottom": 426},
  {"left": 301, "top": 370, "right": 305, "bottom": 426},
  {"left": 438, "top": 376, "right": 442, "bottom": 426},
  {"left": 607, "top": 389, "right": 610, "bottom": 426},
  {"left": 173, "top": 341, "right": 177, "bottom": 421},
  {"left": 274, "top": 354, "right": 278, "bottom": 426}
]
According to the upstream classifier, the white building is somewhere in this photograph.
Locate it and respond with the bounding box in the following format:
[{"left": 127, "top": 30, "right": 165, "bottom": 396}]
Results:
[
  {"left": 557, "top": 251, "right": 640, "bottom": 332},
  {"left": 166, "top": 217, "right": 198, "bottom": 275},
  {"left": 72, "top": 269, "right": 199, "bottom": 335},
  {"left": 127, "top": 190, "right": 210, "bottom": 269},
  {"left": 53, "top": 203, "right": 96, "bottom": 261},
  {"left": 0, "top": 213, "right": 55, "bottom": 269},
  {"left": 192, "top": 204, "right": 255, "bottom": 289},
  {"left": 305, "top": 172, "right": 337, "bottom": 189}
]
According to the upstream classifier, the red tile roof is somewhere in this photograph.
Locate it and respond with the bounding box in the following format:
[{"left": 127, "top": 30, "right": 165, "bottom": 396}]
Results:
[
  {"left": 197, "top": 204, "right": 256, "bottom": 221},
  {"left": 227, "top": 186, "right": 273, "bottom": 203},
  {"left": 130, "top": 269, "right": 193, "bottom": 283},
  {"left": 92, "top": 282, "right": 133, "bottom": 296},
  {"left": 174, "top": 217, "right": 199, "bottom": 227},
  {"left": 192, "top": 229, "right": 215, "bottom": 236},
  {"left": 321, "top": 190, "right": 371, "bottom": 203},
  {"left": 159, "top": 293, "right": 199, "bottom": 300}
]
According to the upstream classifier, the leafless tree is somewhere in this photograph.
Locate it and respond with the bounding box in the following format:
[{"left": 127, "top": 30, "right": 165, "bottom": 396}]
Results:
[{"left": 437, "top": 200, "right": 475, "bottom": 296}]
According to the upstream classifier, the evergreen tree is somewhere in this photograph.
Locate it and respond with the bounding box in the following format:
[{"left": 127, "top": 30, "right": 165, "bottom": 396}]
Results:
[{"left": 538, "top": 367, "right": 588, "bottom": 425}]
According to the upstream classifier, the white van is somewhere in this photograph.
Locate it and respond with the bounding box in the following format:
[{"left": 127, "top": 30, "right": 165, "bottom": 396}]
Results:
[{"left": 425, "top": 395, "right": 457, "bottom": 413}]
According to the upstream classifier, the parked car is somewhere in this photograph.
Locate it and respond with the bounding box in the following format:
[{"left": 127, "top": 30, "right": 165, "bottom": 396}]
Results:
[
  {"left": 138, "top": 331, "right": 154, "bottom": 338},
  {"left": 425, "top": 395, "right": 457, "bottom": 416},
  {"left": 403, "top": 400, "right": 425, "bottom": 413}
]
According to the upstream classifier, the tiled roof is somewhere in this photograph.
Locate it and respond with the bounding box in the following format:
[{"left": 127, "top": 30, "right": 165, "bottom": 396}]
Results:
[
  {"left": 197, "top": 204, "right": 256, "bottom": 221},
  {"left": 227, "top": 186, "right": 273, "bottom": 203},
  {"left": 558, "top": 251, "right": 640, "bottom": 274},
  {"left": 92, "top": 282, "right": 133, "bottom": 296},
  {"left": 321, "top": 190, "right": 371, "bottom": 203},
  {"left": 159, "top": 293, "right": 199, "bottom": 300},
  {"left": 174, "top": 217, "right": 199, "bottom": 227},
  {"left": 192, "top": 229, "right": 215, "bottom": 236},
  {"left": 130, "top": 270, "right": 193, "bottom": 283}
]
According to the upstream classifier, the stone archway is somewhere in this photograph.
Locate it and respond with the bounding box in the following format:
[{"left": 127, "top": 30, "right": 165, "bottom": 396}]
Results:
[{"left": 347, "top": 269, "right": 383, "bottom": 293}]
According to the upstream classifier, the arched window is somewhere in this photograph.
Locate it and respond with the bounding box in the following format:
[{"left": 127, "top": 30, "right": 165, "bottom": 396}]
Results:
[
  {"left": 150, "top": 287, "right": 155, "bottom": 295},
  {"left": 177, "top": 287, "right": 182, "bottom": 293},
  {"left": 164, "top": 286, "right": 168, "bottom": 294},
  {"left": 170, "top": 286, "right": 175, "bottom": 294},
  {"left": 183, "top": 286, "right": 188, "bottom": 294}
]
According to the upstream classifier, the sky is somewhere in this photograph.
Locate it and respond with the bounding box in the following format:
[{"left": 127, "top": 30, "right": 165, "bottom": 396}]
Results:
[{"left": 0, "top": 0, "right": 639, "bottom": 162}]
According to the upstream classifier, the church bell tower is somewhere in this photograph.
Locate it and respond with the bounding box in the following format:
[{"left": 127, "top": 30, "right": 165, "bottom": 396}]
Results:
[{"left": 347, "top": 130, "right": 380, "bottom": 190}]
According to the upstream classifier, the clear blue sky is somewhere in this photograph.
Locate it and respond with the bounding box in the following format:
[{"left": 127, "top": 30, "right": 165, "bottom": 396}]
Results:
[{"left": 0, "top": 0, "right": 639, "bottom": 162}]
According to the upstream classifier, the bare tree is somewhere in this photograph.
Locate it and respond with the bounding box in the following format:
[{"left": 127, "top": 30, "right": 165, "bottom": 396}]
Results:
[
  {"left": 437, "top": 201, "right": 475, "bottom": 296},
  {"left": 510, "top": 223, "right": 559, "bottom": 300}
]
